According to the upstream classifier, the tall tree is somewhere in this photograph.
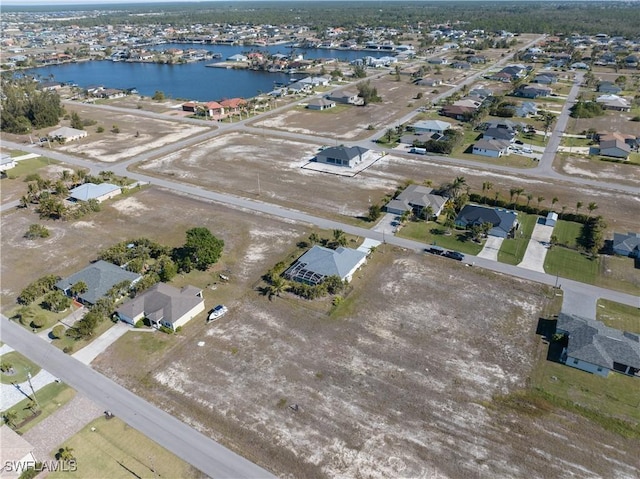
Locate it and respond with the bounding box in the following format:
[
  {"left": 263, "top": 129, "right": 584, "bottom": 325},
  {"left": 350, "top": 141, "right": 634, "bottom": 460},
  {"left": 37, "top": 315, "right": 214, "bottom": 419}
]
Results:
[
  {"left": 183, "top": 227, "right": 224, "bottom": 270},
  {"left": 587, "top": 202, "right": 598, "bottom": 216}
]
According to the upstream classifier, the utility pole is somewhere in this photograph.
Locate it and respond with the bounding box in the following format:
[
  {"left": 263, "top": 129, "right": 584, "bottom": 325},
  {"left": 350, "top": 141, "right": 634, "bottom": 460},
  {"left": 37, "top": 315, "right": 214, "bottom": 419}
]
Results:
[
  {"left": 257, "top": 173, "right": 261, "bottom": 196},
  {"left": 27, "top": 370, "right": 39, "bottom": 406}
]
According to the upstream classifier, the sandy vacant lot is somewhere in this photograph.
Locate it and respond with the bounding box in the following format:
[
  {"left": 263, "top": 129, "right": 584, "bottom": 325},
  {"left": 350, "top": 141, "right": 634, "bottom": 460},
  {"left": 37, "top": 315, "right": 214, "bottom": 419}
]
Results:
[
  {"left": 96, "top": 249, "right": 639, "bottom": 479},
  {"left": 559, "top": 155, "right": 640, "bottom": 187},
  {"left": 138, "top": 131, "right": 640, "bottom": 233},
  {"left": 55, "top": 105, "right": 211, "bottom": 163}
]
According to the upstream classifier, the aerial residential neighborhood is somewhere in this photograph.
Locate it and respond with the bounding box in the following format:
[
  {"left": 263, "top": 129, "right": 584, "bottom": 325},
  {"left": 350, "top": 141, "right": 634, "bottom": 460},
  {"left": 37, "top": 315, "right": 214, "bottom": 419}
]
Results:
[{"left": 1, "top": 1, "right": 639, "bottom": 478}]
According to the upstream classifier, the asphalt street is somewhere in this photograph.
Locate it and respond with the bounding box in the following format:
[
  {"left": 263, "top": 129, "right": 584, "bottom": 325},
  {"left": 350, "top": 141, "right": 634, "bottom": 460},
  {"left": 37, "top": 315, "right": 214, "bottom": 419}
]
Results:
[{"left": 0, "top": 316, "right": 276, "bottom": 479}]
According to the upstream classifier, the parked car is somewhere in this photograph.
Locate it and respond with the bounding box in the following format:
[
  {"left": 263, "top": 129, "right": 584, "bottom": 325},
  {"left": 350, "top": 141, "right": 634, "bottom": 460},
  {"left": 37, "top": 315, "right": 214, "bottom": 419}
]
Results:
[
  {"left": 443, "top": 251, "right": 465, "bottom": 261},
  {"left": 425, "top": 245, "right": 445, "bottom": 255},
  {"left": 522, "top": 147, "right": 533, "bottom": 154},
  {"left": 208, "top": 304, "right": 228, "bottom": 322}
]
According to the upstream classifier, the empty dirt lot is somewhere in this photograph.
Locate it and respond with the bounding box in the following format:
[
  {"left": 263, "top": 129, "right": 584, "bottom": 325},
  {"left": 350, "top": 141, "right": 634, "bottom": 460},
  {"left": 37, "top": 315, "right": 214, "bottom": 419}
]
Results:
[
  {"left": 137, "top": 130, "right": 640, "bottom": 233},
  {"left": 95, "top": 248, "right": 639, "bottom": 478}
]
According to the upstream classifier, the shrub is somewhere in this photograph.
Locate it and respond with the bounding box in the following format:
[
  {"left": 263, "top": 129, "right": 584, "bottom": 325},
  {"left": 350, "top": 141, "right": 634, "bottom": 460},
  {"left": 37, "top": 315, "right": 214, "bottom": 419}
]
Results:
[
  {"left": 51, "top": 325, "right": 65, "bottom": 339},
  {"left": 63, "top": 346, "right": 73, "bottom": 354},
  {"left": 159, "top": 325, "right": 174, "bottom": 334},
  {"left": 24, "top": 224, "right": 50, "bottom": 239},
  {"left": 96, "top": 126, "right": 104, "bottom": 133},
  {"left": 631, "top": 116, "right": 640, "bottom": 122}
]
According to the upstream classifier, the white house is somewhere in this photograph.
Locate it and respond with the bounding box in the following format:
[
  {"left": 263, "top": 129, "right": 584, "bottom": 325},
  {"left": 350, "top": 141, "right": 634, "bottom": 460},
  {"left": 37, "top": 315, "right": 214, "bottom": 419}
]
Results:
[
  {"left": 0, "top": 154, "right": 16, "bottom": 173},
  {"left": 69, "top": 183, "right": 122, "bottom": 203},
  {"left": 48, "top": 126, "right": 87, "bottom": 143},
  {"left": 472, "top": 139, "right": 510, "bottom": 158},
  {"left": 411, "top": 120, "right": 451, "bottom": 135}
]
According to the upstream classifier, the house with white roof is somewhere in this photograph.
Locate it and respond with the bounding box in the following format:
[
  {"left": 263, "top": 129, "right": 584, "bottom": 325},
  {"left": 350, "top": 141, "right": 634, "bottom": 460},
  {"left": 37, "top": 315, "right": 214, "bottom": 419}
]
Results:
[{"left": 69, "top": 183, "right": 122, "bottom": 203}]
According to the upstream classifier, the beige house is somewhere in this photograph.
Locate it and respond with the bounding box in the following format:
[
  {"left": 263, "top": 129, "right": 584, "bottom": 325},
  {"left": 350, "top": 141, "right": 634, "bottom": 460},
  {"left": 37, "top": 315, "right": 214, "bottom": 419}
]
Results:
[
  {"left": 116, "top": 283, "right": 205, "bottom": 331},
  {"left": 1, "top": 425, "right": 37, "bottom": 479},
  {"left": 48, "top": 126, "right": 87, "bottom": 143}
]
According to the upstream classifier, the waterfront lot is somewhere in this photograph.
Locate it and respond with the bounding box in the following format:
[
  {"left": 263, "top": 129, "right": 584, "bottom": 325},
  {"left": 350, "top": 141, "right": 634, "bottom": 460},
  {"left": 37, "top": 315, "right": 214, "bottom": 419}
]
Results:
[
  {"left": 54, "top": 104, "right": 212, "bottom": 163},
  {"left": 250, "top": 73, "right": 458, "bottom": 140},
  {"left": 95, "top": 248, "right": 640, "bottom": 478}
]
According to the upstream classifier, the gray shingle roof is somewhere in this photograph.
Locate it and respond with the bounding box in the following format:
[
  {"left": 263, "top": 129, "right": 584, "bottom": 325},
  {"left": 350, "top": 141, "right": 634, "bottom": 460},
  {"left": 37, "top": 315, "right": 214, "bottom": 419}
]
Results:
[
  {"left": 55, "top": 260, "right": 141, "bottom": 305},
  {"left": 455, "top": 205, "right": 518, "bottom": 237},
  {"left": 392, "top": 184, "right": 446, "bottom": 213},
  {"left": 557, "top": 313, "right": 640, "bottom": 371},
  {"left": 612, "top": 232, "right": 640, "bottom": 255},
  {"left": 316, "top": 146, "right": 369, "bottom": 162},
  {"left": 116, "top": 283, "right": 203, "bottom": 326}
]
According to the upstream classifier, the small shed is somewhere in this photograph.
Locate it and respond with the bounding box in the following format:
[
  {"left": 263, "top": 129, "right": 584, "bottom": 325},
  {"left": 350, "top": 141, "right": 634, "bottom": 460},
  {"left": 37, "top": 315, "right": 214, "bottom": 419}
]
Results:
[{"left": 545, "top": 211, "right": 558, "bottom": 227}]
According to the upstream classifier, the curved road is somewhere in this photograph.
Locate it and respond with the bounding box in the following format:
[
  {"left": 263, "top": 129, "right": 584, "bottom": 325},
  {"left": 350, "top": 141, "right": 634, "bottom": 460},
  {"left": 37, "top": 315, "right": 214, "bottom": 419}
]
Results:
[{"left": 0, "top": 316, "right": 275, "bottom": 479}]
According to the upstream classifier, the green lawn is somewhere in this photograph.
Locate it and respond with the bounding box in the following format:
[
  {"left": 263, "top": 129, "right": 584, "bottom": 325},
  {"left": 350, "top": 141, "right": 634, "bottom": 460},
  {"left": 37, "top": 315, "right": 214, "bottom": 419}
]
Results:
[
  {"left": 544, "top": 247, "right": 599, "bottom": 284},
  {"left": 8, "top": 302, "right": 81, "bottom": 333},
  {"left": 49, "top": 417, "right": 197, "bottom": 479},
  {"left": 0, "top": 351, "right": 41, "bottom": 385},
  {"left": 51, "top": 318, "right": 115, "bottom": 354},
  {"left": 519, "top": 132, "right": 547, "bottom": 147},
  {"left": 3, "top": 157, "right": 58, "bottom": 179},
  {"left": 529, "top": 357, "right": 640, "bottom": 437},
  {"left": 2, "top": 382, "right": 75, "bottom": 434},
  {"left": 550, "top": 219, "right": 582, "bottom": 248},
  {"left": 597, "top": 299, "right": 640, "bottom": 334},
  {"left": 498, "top": 213, "right": 538, "bottom": 265},
  {"left": 560, "top": 136, "right": 593, "bottom": 148},
  {"left": 397, "top": 220, "right": 483, "bottom": 255}
]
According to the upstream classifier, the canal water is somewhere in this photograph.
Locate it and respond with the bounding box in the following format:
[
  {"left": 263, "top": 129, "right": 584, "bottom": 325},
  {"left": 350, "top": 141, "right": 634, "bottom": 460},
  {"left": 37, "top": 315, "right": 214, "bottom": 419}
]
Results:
[{"left": 29, "top": 44, "right": 390, "bottom": 102}]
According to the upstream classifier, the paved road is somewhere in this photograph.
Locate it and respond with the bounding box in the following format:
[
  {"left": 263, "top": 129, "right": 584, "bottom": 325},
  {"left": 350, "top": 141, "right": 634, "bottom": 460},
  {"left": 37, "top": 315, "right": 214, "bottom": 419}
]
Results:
[
  {"left": 0, "top": 317, "right": 275, "bottom": 479},
  {"left": 538, "top": 72, "right": 584, "bottom": 176}
]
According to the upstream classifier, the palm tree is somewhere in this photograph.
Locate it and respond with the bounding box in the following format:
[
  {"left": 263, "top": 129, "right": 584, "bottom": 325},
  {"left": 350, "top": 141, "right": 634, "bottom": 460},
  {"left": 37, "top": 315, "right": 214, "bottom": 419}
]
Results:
[
  {"left": 422, "top": 205, "right": 434, "bottom": 222},
  {"left": 587, "top": 202, "right": 598, "bottom": 216},
  {"left": 525, "top": 193, "right": 533, "bottom": 208},
  {"left": 267, "top": 276, "right": 288, "bottom": 300},
  {"left": 560, "top": 205, "right": 567, "bottom": 219},
  {"left": 510, "top": 188, "right": 524, "bottom": 209},
  {"left": 3, "top": 410, "right": 18, "bottom": 428},
  {"left": 451, "top": 176, "right": 467, "bottom": 198},
  {"left": 537, "top": 196, "right": 545, "bottom": 209},
  {"left": 19, "top": 195, "right": 30, "bottom": 209},
  {"left": 58, "top": 447, "right": 75, "bottom": 462},
  {"left": 308, "top": 232, "right": 320, "bottom": 245},
  {"left": 481, "top": 181, "right": 493, "bottom": 203},
  {"left": 332, "top": 229, "right": 347, "bottom": 247},
  {"left": 400, "top": 210, "right": 411, "bottom": 224},
  {"left": 551, "top": 196, "right": 559, "bottom": 209},
  {"left": 576, "top": 201, "right": 583, "bottom": 215}
]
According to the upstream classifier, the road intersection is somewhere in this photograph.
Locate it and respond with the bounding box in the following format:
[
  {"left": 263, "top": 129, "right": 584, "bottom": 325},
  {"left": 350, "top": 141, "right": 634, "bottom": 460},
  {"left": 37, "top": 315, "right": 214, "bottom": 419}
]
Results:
[{"left": 2, "top": 34, "right": 638, "bottom": 478}]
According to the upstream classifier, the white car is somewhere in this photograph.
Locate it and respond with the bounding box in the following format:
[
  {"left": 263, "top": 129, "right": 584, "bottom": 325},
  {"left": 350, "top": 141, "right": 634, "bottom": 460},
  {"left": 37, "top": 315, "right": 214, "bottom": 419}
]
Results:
[{"left": 208, "top": 305, "right": 228, "bottom": 322}]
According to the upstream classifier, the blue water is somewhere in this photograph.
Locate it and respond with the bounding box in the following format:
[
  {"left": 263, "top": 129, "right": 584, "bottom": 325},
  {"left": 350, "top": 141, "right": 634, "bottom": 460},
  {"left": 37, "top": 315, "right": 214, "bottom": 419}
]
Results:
[{"left": 28, "top": 44, "right": 390, "bottom": 102}]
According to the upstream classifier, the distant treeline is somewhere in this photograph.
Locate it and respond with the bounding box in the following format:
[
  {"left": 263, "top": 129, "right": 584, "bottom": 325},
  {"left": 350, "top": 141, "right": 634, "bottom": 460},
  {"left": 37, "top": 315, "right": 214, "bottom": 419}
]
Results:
[{"left": 8, "top": 2, "right": 640, "bottom": 38}]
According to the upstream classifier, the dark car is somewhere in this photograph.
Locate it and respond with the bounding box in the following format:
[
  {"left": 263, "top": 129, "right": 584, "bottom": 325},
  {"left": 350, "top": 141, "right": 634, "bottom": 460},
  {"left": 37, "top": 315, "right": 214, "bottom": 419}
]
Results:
[
  {"left": 425, "top": 246, "right": 445, "bottom": 255},
  {"left": 443, "top": 251, "right": 465, "bottom": 261}
]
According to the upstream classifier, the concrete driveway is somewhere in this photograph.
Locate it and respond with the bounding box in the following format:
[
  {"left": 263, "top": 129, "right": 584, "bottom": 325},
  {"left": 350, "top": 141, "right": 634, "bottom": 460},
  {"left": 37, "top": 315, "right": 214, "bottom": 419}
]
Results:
[
  {"left": 372, "top": 212, "right": 399, "bottom": 237},
  {"left": 72, "top": 321, "right": 134, "bottom": 365},
  {"left": 477, "top": 236, "right": 504, "bottom": 261},
  {"left": 519, "top": 222, "right": 554, "bottom": 272}
]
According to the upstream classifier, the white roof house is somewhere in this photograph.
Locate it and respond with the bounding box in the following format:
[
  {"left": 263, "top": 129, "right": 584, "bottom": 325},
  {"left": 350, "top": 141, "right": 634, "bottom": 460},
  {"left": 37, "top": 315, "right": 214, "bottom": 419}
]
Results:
[
  {"left": 411, "top": 120, "right": 452, "bottom": 134},
  {"left": 69, "top": 182, "right": 121, "bottom": 202},
  {"left": 48, "top": 126, "right": 87, "bottom": 143},
  {"left": 284, "top": 245, "right": 367, "bottom": 285}
]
